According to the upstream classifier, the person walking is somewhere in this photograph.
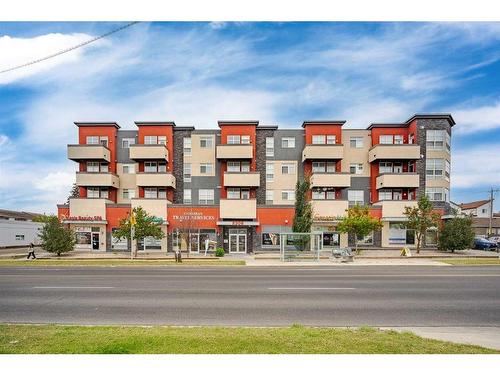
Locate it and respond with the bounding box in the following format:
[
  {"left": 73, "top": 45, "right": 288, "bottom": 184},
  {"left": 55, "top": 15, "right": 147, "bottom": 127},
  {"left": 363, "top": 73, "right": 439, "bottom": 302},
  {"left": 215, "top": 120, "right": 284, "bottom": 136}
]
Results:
[{"left": 27, "top": 242, "right": 36, "bottom": 259}]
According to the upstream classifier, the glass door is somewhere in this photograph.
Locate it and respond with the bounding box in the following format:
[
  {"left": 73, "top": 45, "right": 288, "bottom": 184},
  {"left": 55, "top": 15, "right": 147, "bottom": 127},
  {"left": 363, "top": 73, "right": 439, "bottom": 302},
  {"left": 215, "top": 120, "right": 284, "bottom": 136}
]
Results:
[{"left": 229, "top": 229, "right": 247, "bottom": 253}]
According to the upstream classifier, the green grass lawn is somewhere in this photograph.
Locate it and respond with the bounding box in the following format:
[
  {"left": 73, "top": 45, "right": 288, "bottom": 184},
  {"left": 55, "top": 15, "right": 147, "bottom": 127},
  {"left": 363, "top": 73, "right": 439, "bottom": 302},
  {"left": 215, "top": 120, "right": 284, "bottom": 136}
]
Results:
[
  {"left": 437, "top": 258, "right": 500, "bottom": 265},
  {"left": 0, "top": 324, "right": 496, "bottom": 354},
  {"left": 0, "top": 259, "right": 245, "bottom": 267}
]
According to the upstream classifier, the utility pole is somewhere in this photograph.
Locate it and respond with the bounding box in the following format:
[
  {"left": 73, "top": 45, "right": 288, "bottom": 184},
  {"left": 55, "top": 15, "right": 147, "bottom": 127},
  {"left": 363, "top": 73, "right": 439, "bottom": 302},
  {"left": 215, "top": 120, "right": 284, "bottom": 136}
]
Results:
[{"left": 488, "top": 188, "right": 500, "bottom": 237}]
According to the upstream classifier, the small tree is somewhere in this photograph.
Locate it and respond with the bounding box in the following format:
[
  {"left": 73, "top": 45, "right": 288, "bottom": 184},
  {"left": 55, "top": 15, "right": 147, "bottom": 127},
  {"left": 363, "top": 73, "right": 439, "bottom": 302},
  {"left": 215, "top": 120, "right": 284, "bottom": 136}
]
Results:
[
  {"left": 337, "top": 205, "right": 383, "bottom": 254},
  {"left": 293, "top": 175, "right": 313, "bottom": 233},
  {"left": 38, "top": 216, "right": 75, "bottom": 256},
  {"left": 112, "top": 206, "right": 165, "bottom": 258},
  {"left": 402, "top": 194, "right": 440, "bottom": 254},
  {"left": 66, "top": 183, "right": 80, "bottom": 204},
  {"left": 438, "top": 215, "right": 475, "bottom": 252},
  {"left": 33, "top": 214, "right": 57, "bottom": 223}
]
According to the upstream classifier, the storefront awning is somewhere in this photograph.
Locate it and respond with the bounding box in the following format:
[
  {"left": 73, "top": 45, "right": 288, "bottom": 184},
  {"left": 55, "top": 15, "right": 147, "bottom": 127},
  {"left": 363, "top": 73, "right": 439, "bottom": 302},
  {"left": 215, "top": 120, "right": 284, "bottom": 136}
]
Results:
[{"left": 217, "top": 221, "right": 260, "bottom": 226}]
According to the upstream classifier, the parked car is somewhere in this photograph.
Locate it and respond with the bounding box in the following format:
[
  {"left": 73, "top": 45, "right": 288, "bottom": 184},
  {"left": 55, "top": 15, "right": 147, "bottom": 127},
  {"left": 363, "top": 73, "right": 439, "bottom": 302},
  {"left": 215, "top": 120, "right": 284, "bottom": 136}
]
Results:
[
  {"left": 487, "top": 236, "right": 500, "bottom": 245},
  {"left": 473, "top": 237, "right": 498, "bottom": 250}
]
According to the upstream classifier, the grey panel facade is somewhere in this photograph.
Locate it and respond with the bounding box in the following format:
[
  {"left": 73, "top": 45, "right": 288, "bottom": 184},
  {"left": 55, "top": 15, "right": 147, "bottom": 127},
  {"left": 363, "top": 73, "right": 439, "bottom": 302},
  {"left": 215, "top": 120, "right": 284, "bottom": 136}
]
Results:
[
  {"left": 343, "top": 176, "right": 371, "bottom": 204},
  {"left": 273, "top": 129, "right": 305, "bottom": 179},
  {"left": 116, "top": 130, "right": 138, "bottom": 163},
  {"left": 172, "top": 128, "right": 193, "bottom": 204},
  {"left": 188, "top": 176, "right": 221, "bottom": 205},
  {"left": 255, "top": 128, "right": 275, "bottom": 204}
]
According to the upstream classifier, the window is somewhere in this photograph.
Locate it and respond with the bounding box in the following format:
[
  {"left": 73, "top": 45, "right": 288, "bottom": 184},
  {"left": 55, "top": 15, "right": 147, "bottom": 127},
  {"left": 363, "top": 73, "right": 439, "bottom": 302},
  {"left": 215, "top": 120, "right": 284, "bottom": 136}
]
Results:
[
  {"left": 312, "top": 135, "right": 326, "bottom": 144},
  {"left": 312, "top": 188, "right": 336, "bottom": 200},
  {"left": 380, "top": 135, "right": 394, "bottom": 144},
  {"left": 394, "top": 135, "right": 404, "bottom": 144},
  {"left": 145, "top": 162, "right": 157, "bottom": 173},
  {"left": 426, "top": 187, "right": 449, "bottom": 202},
  {"left": 200, "top": 136, "right": 213, "bottom": 148},
  {"left": 87, "top": 161, "right": 99, "bottom": 172},
  {"left": 445, "top": 160, "right": 450, "bottom": 181},
  {"left": 15, "top": 234, "right": 25, "bottom": 241},
  {"left": 144, "top": 188, "right": 165, "bottom": 199},
  {"left": 158, "top": 136, "right": 167, "bottom": 145},
  {"left": 101, "top": 188, "right": 109, "bottom": 199},
  {"left": 200, "top": 163, "right": 213, "bottom": 174},
  {"left": 379, "top": 189, "right": 392, "bottom": 201},
  {"left": 99, "top": 137, "right": 108, "bottom": 147},
  {"left": 357, "top": 232, "right": 374, "bottom": 245},
  {"left": 86, "top": 136, "right": 99, "bottom": 145},
  {"left": 348, "top": 190, "right": 364, "bottom": 206},
  {"left": 281, "top": 137, "right": 295, "bottom": 148},
  {"left": 199, "top": 189, "right": 214, "bottom": 205},
  {"left": 281, "top": 163, "right": 295, "bottom": 174},
  {"left": 227, "top": 161, "right": 240, "bottom": 172},
  {"left": 326, "top": 135, "right": 336, "bottom": 144},
  {"left": 379, "top": 162, "right": 393, "bottom": 174},
  {"left": 445, "top": 132, "right": 451, "bottom": 152},
  {"left": 122, "top": 164, "right": 135, "bottom": 174},
  {"left": 425, "top": 228, "right": 438, "bottom": 246},
  {"left": 350, "top": 137, "right": 363, "bottom": 148},
  {"left": 389, "top": 223, "right": 415, "bottom": 245},
  {"left": 349, "top": 163, "right": 363, "bottom": 175},
  {"left": 409, "top": 133, "right": 415, "bottom": 144},
  {"left": 122, "top": 138, "right": 135, "bottom": 148},
  {"left": 266, "top": 137, "right": 274, "bottom": 157},
  {"left": 144, "top": 136, "right": 157, "bottom": 145},
  {"left": 241, "top": 161, "right": 250, "bottom": 172},
  {"left": 281, "top": 190, "right": 295, "bottom": 201},
  {"left": 266, "top": 162, "right": 274, "bottom": 182},
  {"left": 122, "top": 189, "right": 135, "bottom": 199},
  {"left": 266, "top": 190, "right": 274, "bottom": 204},
  {"left": 158, "top": 162, "right": 166, "bottom": 173},
  {"left": 241, "top": 135, "right": 250, "bottom": 144},
  {"left": 262, "top": 233, "right": 280, "bottom": 247},
  {"left": 183, "top": 163, "right": 191, "bottom": 182},
  {"left": 183, "top": 137, "right": 192, "bottom": 156},
  {"left": 426, "top": 130, "right": 446, "bottom": 150},
  {"left": 183, "top": 189, "right": 192, "bottom": 204},
  {"left": 241, "top": 188, "right": 250, "bottom": 200},
  {"left": 227, "top": 135, "right": 240, "bottom": 144},
  {"left": 227, "top": 188, "right": 240, "bottom": 199},
  {"left": 426, "top": 159, "right": 444, "bottom": 179},
  {"left": 87, "top": 187, "right": 100, "bottom": 198}
]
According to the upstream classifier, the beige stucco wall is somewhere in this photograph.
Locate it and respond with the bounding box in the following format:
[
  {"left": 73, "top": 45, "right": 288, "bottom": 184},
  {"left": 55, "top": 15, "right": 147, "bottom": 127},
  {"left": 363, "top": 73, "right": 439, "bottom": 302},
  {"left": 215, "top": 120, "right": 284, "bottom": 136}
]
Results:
[
  {"left": 302, "top": 145, "right": 343, "bottom": 161},
  {"left": 368, "top": 144, "right": 420, "bottom": 162},
  {"left": 310, "top": 173, "right": 351, "bottom": 188},
  {"left": 69, "top": 198, "right": 108, "bottom": 219},
  {"left": 216, "top": 144, "right": 253, "bottom": 159},
  {"left": 376, "top": 173, "right": 419, "bottom": 189},
  {"left": 224, "top": 172, "right": 260, "bottom": 187},
  {"left": 219, "top": 199, "right": 257, "bottom": 219},
  {"left": 129, "top": 144, "right": 169, "bottom": 161},
  {"left": 311, "top": 200, "right": 349, "bottom": 219},
  {"left": 425, "top": 149, "right": 451, "bottom": 190},
  {"left": 341, "top": 130, "right": 371, "bottom": 176},
  {"left": 75, "top": 172, "right": 120, "bottom": 188},
  {"left": 67, "top": 144, "right": 110, "bottom": 162},
  {"left": 426, "top": 178, "right": 450, "bottom": 189},
  {"left": 136, "top": 173, "right": 176, "bottom": 188},
  {"left": 131, "top": 199, "right": 168, "bottom": 221},
  {"left": 185, "top": 134, "right": 216, "bottom": 177},
  {"left": 266, "top": 160, "right": 298, "bottom": 205}
]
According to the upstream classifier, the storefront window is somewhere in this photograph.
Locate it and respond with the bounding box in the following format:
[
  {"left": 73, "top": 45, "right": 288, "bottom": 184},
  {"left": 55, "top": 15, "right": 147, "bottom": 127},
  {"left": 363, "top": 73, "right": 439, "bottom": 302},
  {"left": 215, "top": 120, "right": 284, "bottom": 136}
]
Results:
[
  {"left": 357, "top": 232, "right": 374, "bottom": 245},
  {"left": 262, "top": 233, "right": 280, "bottom": 247},
  {"left": 111, "top": 228, "right": 127, "bottom": 250},
  {"left": 322, "top": 232, "right": 340, "bottom": 247},
  {"left": 425, "top": 228, "right": 438, "bottom": 246},
  {"left": 389, "top": 223, "right": 415, "bottom": 245},
  {"left": 173, "top": 229, "right": 216, "bottom": 252}
]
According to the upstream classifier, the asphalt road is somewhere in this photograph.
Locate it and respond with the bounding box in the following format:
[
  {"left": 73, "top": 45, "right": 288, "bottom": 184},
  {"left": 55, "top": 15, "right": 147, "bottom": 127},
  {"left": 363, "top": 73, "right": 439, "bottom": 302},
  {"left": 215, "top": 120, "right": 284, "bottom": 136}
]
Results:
[{"left": 0, "top": 266, "right": 499, "bottom": 326}]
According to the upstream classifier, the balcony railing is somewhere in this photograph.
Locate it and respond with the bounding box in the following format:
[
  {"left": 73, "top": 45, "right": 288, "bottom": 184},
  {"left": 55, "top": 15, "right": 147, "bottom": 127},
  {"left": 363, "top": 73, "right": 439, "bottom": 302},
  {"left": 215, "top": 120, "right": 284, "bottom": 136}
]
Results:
[
  {"left": 219, "top": 199, "right": 257, "bottom": 219},
  {"left": 216, "top": 144, "right": 253, "bottom": 159},
  {"left": 224, "top": 172, "right": 260, "bottom": 187},
  {"left": 310, "top": 172, "right": 351, "bottom": 188},
  {"left": 376, "top": 173, "right": 419, "bottom": 189},
  {"left": 311, "top": 200, "right": 349, "bottom": 220},
  {"left": 75, "top": 172, "right": 120, "bottom": 188},
  {"left": 67, "top": 144, "right": 110, "bottom": 162},
  {"left": 373, "top": 200, "right": 418, "bottom": 219},
  {"left": 302, "top": 144, "right": 344, "bottom": 162},
  {"left": 368, "top": 144, "right": 420, "bottom": 162},
  {"left": 136, "top": 173, "right": 176, "bottom": 188},
  {"left": 129, "top": 144, "right": 169, "bottom": 161}
]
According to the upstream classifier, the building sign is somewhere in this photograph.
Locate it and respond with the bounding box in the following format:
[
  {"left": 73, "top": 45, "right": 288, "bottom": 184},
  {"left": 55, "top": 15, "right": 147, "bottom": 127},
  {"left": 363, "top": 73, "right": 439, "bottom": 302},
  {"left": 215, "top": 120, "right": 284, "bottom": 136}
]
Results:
[
  {"left": 262, "top": 233, "right": 280, "bottom": 246},
  {"left": 66, "top": 216, "right": 103, "bottom": 221},
  {"left": 172, "top": 212, "right": 215, "bottom": 221},
  {"left": 314, "top": 215, "right": 343, "bottom": 222}
]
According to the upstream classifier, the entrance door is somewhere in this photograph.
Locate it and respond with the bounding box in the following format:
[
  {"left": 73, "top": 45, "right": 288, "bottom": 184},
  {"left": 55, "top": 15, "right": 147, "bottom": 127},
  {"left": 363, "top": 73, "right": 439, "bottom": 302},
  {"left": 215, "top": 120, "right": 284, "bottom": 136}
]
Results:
[
  {"left": 92, "top": 233, "right": 99, "bottom": 250},
  {"left": 229, "top": 229, "right": 247, "bottom": 253}
]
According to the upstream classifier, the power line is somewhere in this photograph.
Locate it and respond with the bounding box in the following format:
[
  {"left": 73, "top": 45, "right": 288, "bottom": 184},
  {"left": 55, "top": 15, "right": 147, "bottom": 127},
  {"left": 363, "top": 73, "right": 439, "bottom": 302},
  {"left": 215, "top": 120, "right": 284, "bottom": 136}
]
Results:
[{"left": 0, "top": 22, "right": 140, "bottom": 75}]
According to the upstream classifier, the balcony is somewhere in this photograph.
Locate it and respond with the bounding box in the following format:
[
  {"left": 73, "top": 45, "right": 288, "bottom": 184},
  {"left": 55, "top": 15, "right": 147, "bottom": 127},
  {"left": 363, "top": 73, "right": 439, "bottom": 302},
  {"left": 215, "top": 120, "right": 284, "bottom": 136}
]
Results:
[
  {"left": 136, "top": 173, "right": 176, "bottom": 188},
  {"left": 374, "top": 200, "right": 418, "bottom": 219},
  {"left": 311, "top": 200, "right": 349, "bottom": 220},
  {"left": 75, "top": 172, "right": 120, "bottom": 188},
  {"left": 224, "top": 172, "right": 260, "bottom": 187},
  {"left": 310, "top": 172, "right": 351, "bottom": 188},
  {"left": 216, "top": 144, "right": 253, "bottom": 159},
  {"left": 67, "top": 198, "right": 110, "bottom": 221},
  {"left": 219, "top": 199, "right": 257, "bottom": 219},
  {"left": 130, "top": 198, "right": 169, "bottom": 223},
  {"left": 129, "top": 144, "right": 168, "bottom": 161},
  {"left": 368, "top": 144, "right": 420, "bottom": 163},
  {"left": 376, "top": 173, "right": 419, "bottom": 189},
  {"left": 302, "top": 144, "right": 343, "bottom": 162},
  {"left": 67, "top": 144, "right": 110, "bottom": 162}
]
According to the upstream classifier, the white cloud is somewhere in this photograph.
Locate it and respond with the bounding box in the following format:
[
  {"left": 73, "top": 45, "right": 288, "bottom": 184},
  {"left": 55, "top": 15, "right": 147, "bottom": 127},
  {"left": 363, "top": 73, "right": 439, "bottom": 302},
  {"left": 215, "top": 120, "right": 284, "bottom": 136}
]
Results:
[
  {"left": 209, "top": 22, "right": 227, "bottom": 30},
  {"left": 451, "top": 143, "right": 500, "bottom": 189},
  {"left": 452, "top": 101, "right": 500, "bottom": 134},
  {"left": 0, "top": 33, "right": 104, "bottom": 85},
  {"left": 0, "top": 134, "right": 8, "bottom": 146}
]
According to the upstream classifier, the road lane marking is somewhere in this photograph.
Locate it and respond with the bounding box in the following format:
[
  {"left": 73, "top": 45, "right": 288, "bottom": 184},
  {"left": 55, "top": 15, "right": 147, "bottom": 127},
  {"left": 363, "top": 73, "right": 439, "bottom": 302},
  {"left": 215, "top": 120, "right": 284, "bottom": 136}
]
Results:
[
  {"left": 267, "top": 287, "right": 356, "bottom": 290},
  {"left": 33, "top": 286, "right": 115, "bottom": 289}
]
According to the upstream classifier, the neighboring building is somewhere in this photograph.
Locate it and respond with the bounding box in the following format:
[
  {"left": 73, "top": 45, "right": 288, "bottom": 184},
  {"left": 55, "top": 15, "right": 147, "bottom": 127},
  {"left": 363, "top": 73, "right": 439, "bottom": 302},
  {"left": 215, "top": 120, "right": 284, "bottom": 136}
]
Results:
[
  {"left": 0, "top": 209, "right": 43, "bottom": 248},
  {"left": 456, "top": 200, "right": 499, "bottom": 236},
  {"left": 57, "top": 114, "right": 455, "bottom": 252}
]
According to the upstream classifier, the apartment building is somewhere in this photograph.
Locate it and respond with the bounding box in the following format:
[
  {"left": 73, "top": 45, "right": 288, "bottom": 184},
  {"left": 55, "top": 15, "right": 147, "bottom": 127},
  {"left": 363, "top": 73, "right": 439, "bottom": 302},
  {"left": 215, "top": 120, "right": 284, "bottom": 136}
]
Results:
[{"left": 57, "top": 114, "right": 455, "bottom": 253}]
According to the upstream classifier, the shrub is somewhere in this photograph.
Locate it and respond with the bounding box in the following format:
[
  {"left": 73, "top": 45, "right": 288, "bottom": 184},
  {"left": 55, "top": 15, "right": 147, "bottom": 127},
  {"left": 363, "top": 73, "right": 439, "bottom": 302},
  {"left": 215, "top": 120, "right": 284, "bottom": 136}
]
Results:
[
  {"left": 438, "top": 216, "right": 475, "bottom": 252},
  {"left": 38, "top": 216, "right": 75, "bottom": 256},
  {"left": 215, "top": 247, "right": 225, "bottom": 257}
]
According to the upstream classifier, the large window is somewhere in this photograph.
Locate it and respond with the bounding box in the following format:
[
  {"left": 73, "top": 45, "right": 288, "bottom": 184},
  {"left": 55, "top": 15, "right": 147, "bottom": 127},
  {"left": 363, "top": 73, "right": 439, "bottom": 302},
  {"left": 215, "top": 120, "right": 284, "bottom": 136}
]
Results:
[
  {"left": 389, "top": 223, "right": 415, "bottom": 245},
  {"left": 348, "top": 190, "right": 364, "bottom": 206},
  {"left": 200, "top": 136, "right": 213, "bottom": 148},
  {"left": 122, "top": 189, "right": 135, "bottom": 199},
  {"left": 312, "top": 135, "right": 326, "bottom": 144},
  {"left": 350, "top": 137, "right": 363, "bottom": 148},
  {"left": 266, "top": 162, "right": 274, "bottom": 182},
  {"left": 349, "top": 163, "right": 363, "bottom": 175},
  {"left": 199, "top": 189, "right": 214, "bottom": 205},
  {"left": 426, "top": 130, "right": 447, "bottom": 150},
  {"left": 144, "top": 136, "right": 157, "bottom": 145},
  {"left": 183, "top": 163, "right": 191, "bottom": 182},
  {"left": 379, "top": 162, "right": 393, "bottom": 174},
  {"left": 266, "top": 190, "right": 274, "bottom": 204},
  {"left": 426, "top": 159, "right": 444, "bottom": 179},
  {"left": 122, "top": 164, "right": 135, "bottom": 174},
  {"left": 227, "top": 135, "right": 240, "bottom": 144},
  {"left": 145, "top": 188, "right": 166, "bottom": 199},
  {"left": 445, "top": 160, "right": 450, "bottom": 181},
  {"left": 227, "top": 188, "right": 250, "bottom": 200},
  {"left": 312, "top": 161, "right": 335, "bottom": 173},
  {"left": 266, "top": 137, "right": 274, "bottom": 157},
  {"left": 312, "top": 188, "right": 335, "bottom": 200},
  {"left": 357, "top": 232, "right": 374, "bottom": 245},
  {"left": 227, "top": 161, "right": 250, "bottom": 172},
  {"left": 380, "top": 135, "right": 394, "bottom": 144},
  {"left": 281, "top": 137, "right": 295, "bottom": 148},
  {"left": 183, "top": 137, "right": 192, "bottom": 155},
  {"left": 426, "top": 187, "right": 449, "bottom": 202},
  {"left": 262, "top": 233, "right": 280, "bottom": 248},
  {"left": 200, "top": 163, "right": 213, "bottom": 174},
  {"left": 87, "top": 187, "right": 108, "bottom": 199},
  {"left": 87, "top": 161, "right": 100, "bottom": 172},
  {"left": 144, "top": 161, "right": 166, "bottom": 173},
  {"left": 281, "top": 190, "right": 295, "bottom": 202},
  {"left": 425, "top": 228, "right": 438, "bottom": 246},
  {"left": 122, "top": 138, "right": 135, "bottom": 148},
  {"left": 86, "top": 136, "right": 99, "bottom": 145},
  {"left": 173, "top": 229, "right": 216, "bottom": 252},
  {"left": 281, "top": 163, "right": 295, "bottom": 175},
  {"left": 183, "top": 189, "right": 192, "bottom": 204}
]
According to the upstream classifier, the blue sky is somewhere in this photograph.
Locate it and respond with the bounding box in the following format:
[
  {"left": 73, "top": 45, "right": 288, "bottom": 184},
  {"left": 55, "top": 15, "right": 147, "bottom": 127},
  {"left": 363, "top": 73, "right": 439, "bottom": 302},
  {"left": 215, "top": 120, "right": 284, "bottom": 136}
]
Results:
[{"left": 0, "top": 22, "right": 499, "bottom": 213}]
